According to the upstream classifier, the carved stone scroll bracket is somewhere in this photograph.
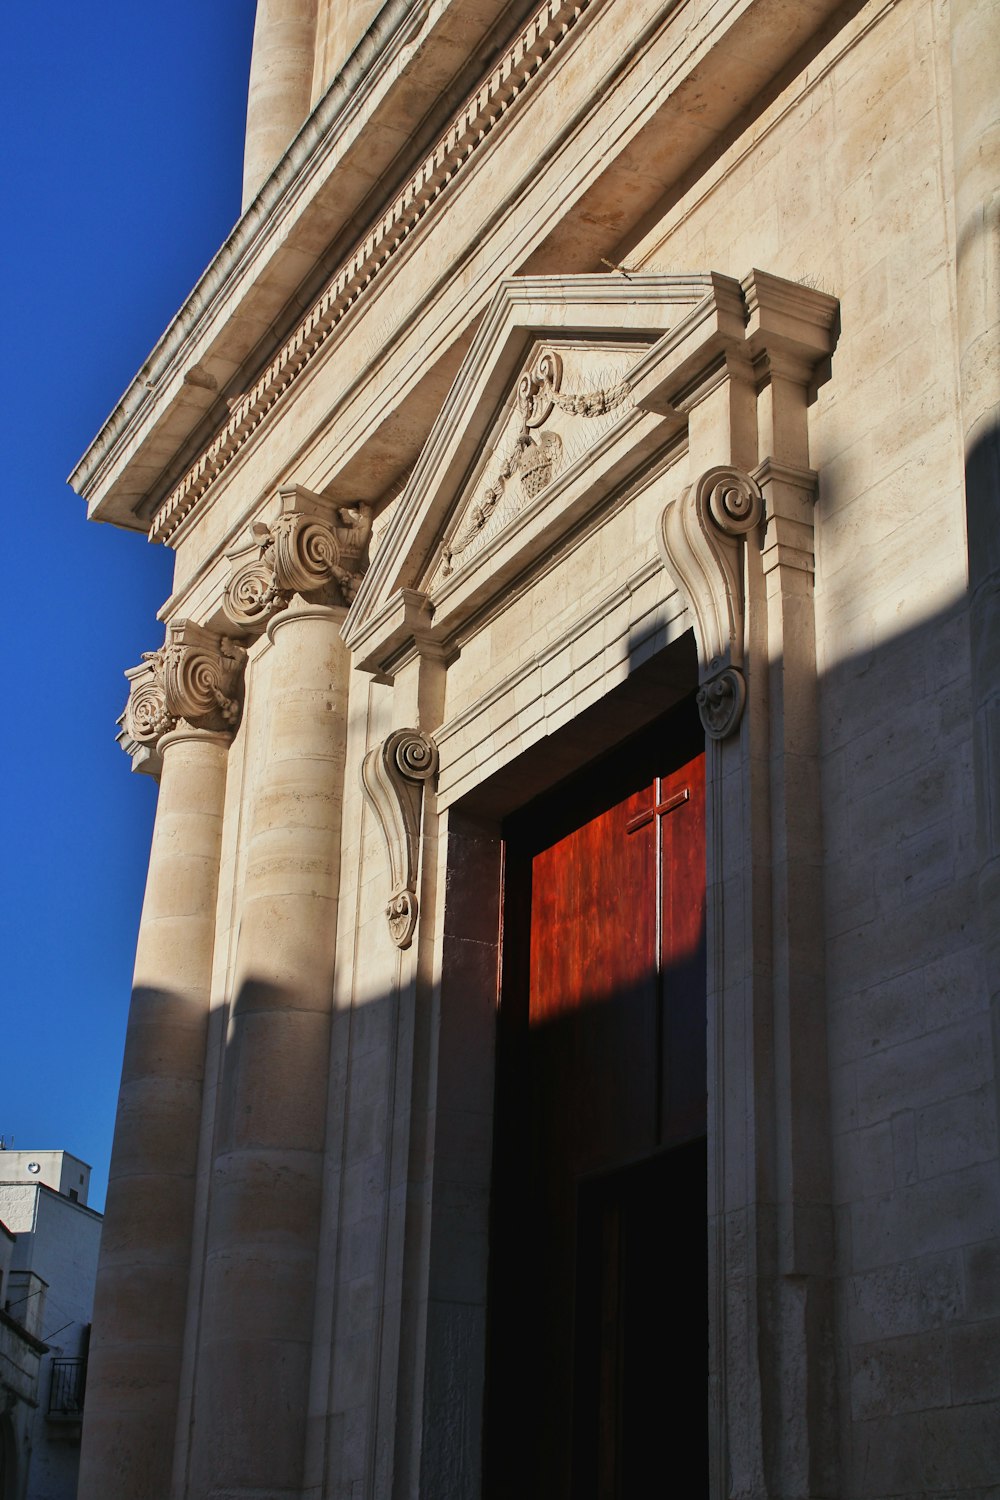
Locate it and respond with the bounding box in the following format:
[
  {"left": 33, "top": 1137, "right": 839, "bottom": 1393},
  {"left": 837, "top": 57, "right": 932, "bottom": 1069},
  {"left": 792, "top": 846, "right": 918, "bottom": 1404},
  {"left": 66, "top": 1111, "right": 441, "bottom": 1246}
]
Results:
[
  {"left": 120, "top": 620, "right": 247, "bottom": 766},
  {"left": 224, "top": 486, "right": 373, "bottom": 633},
  {"left": 360, "top": 728, "right": 439, "bottom": 949},
  {"left": 517, "top": 348, "right": 564, "bottom": 429},
  {"left": 657, "top": 464, "right": 763, "bottom": 740}
]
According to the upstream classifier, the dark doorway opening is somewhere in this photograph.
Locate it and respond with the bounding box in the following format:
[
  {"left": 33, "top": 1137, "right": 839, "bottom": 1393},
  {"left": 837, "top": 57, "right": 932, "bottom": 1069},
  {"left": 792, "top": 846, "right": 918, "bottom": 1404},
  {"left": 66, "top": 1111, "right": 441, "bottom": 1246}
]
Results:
[
  {"left": 573, "top": 1138, "right": 708, "bottom": 1498},
  {"left": 484, "top": 699, "right": 708, "bottom": 1499}
]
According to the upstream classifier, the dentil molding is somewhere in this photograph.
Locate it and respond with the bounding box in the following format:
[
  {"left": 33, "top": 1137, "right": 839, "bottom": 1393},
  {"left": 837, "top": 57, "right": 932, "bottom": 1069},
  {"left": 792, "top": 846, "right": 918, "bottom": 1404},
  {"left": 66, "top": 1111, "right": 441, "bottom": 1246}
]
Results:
[
  {"left": 147, "top": 0, "right": 598, "bottom": 546},
  {"left": 360, "top": 728, "right": 439, "bottom": 949},
  {"left": 657, "top": 465, "right": 763, "bottom": 740}
]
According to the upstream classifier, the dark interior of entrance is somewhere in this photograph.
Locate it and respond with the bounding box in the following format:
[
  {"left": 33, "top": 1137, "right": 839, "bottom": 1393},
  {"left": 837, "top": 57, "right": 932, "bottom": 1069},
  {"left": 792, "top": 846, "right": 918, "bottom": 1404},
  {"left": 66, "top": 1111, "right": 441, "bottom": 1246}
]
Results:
[{"left": 484, "top": 699, "right": 708, "bottom": 1499}]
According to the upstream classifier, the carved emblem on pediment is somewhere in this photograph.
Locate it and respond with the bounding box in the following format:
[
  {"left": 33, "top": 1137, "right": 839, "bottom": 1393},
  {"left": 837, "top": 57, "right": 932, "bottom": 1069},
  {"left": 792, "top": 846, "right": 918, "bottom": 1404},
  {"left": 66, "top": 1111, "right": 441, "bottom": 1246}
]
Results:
[
  {"left": 121, "top": 620, "right": 247, "bottom": 757},
  {"left": 436, "top": 346, "right": 635, "bottom": 583},
  {"left": 224, "top": 487, "right": 373, "bottom": 632},
  {"left": 518, "top": 431, "right": 563, "bottom": 499}
]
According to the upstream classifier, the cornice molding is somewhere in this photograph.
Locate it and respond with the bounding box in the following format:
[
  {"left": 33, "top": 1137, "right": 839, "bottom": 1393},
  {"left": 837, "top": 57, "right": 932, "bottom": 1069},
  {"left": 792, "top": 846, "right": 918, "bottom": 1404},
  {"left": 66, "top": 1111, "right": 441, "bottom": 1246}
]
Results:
[
  {"left": 350, "top": 588, "right": 441, "bottom": 680},
  {"left": 147, "top": 0, "right": 599, "bottom": 546},
  {"left": 70, "top": 0, "right": 439, "bottom": 508}
]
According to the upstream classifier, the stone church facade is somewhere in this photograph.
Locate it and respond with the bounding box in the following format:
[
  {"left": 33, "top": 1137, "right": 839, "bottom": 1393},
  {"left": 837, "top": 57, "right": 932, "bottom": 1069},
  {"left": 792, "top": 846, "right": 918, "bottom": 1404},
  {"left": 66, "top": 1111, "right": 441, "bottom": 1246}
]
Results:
[{"left": 71, "top": 0, "right": 998, "bottom": 1496}]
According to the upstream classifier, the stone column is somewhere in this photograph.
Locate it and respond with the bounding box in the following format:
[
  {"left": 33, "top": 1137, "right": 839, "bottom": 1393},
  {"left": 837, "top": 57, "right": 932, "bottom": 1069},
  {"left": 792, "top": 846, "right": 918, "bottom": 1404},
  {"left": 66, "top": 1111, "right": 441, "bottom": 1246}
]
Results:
[
  {"left": 950, "top": 0, "right": 1000, "bottom": 1023},
  {"left": 243, "top": 0, "right": 318, "bottom": 208},
  {"left": 185, "top": 490, "right": 368, "bottom": 1498},
  {"left": 79, "top": 627, "right": 243, "bottom": 1500}
]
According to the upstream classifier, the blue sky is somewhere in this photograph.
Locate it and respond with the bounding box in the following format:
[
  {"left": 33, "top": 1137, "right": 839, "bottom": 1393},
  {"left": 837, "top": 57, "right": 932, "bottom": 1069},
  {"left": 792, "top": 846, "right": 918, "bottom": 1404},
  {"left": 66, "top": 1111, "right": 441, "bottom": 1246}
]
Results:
[{"left": 2, "top": 4, "right": 256, "bottom": 1208}]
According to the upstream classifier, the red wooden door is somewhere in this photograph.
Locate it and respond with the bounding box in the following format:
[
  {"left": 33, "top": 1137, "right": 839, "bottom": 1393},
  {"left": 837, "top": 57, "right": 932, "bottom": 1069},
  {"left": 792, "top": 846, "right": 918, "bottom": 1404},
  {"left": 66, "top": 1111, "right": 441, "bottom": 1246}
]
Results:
[{"left": 485, "top": 703, "right": 707, "bottom": 1499}]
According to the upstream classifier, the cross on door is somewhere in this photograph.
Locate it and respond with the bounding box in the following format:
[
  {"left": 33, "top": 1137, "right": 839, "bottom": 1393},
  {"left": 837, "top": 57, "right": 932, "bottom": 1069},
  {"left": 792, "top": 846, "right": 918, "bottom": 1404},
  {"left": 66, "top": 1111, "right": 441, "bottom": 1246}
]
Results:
[
  {"left": 623, "top": 784, "right": 690, "bottom": 836},
  {"left": 624, "top": 765, "right": 704, "bottom": 1145}
]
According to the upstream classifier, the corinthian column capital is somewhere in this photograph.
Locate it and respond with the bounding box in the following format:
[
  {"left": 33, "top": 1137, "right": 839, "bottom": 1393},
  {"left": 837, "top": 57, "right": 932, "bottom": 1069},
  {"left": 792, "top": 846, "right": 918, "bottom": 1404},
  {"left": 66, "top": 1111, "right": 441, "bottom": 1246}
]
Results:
[
  {"left": 119, "top": 621, "right": 247, "bottom": 769},
  {"left": 117, "top": 660, "right": 171, "bottom": 776},
  {"left": 223, "top": 485, "right": 372, "bottom": 633}
]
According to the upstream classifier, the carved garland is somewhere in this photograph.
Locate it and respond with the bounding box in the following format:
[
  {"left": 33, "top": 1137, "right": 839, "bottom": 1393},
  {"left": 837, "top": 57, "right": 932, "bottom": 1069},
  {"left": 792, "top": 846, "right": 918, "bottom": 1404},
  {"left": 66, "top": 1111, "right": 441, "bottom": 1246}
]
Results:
[
  {"left": 360, "top": 729, "right": 439, "bottom": 949},
  {"left": 441, "top": 348, "right": 633, "bottom": 576},
  {"left": 122, "top": 620, "right": 247, "bottom": 751},
  {"left": 657, "top": 465, "right": 763, "bottom": 740},
  {"left": 224, "top": 493, "right": 372, "bottom": 632}
]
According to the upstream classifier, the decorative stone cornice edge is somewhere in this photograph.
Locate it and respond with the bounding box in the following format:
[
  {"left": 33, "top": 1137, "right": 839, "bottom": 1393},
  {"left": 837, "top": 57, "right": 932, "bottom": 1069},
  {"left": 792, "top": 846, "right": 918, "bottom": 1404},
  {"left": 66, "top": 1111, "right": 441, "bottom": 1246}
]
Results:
[
  {"left": 148, "top": 0, "right": 598, "bottom": 546},
  {"left": 360, "top": 728, "right": 439, "bottom": 949},
  {"left": 349, "top": 588, "right": 443, "bottom": 681},
  {"left": 70, "top": 0, "right": 434, "bottom": 504},
  {"left": 656, "top": 465, "right": 763, "bottom": 740},
  {"left": 120, "top": 621, "right": 248, "bottom": 768}
]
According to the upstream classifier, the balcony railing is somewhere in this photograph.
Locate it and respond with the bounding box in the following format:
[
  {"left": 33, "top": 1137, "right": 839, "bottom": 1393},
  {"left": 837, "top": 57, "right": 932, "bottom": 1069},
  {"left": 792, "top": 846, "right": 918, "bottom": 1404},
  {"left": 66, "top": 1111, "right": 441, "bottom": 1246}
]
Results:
[{"left": 47, "top": 1356, "right": 87, "bottom": 1418}]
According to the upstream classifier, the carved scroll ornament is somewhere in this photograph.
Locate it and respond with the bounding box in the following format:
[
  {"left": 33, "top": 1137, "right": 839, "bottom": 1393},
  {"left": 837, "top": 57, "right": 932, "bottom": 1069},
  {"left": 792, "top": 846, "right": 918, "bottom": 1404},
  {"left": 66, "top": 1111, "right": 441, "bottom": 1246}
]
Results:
[
  {"left": 360, "top": 729, "right": 439, "bottom": 949},
  {"left": 122, "top": 620, "right": 247, "bottom": 751},
  {"left": 224, "top": 490, "right": 373, "bottom": 632},
  {"left": 657, "top": 465, "right": 763, "bottom": 740}
]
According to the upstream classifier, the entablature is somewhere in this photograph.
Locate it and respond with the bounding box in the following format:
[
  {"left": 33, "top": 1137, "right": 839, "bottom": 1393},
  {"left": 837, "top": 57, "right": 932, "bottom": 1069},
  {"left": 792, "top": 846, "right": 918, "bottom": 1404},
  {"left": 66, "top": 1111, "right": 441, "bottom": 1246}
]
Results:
[
  {"left": 70, "top": 0, "right": 849, "bottom": 552},
  {"left": 69, "top": 0, "right": 602, "bottom": 534}
]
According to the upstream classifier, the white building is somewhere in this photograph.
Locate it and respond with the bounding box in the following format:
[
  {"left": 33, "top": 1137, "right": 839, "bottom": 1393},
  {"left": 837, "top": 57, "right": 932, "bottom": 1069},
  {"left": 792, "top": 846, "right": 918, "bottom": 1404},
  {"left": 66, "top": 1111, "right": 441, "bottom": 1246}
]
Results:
[
  {"left": 0, "top": 1158, "right": 90, "bottom": 1210},
  {"left": 0, "top": 1154, "right": 101, "bottom": 1500},
  {"left": 0, "top": 1217, "right": 45, "bottom": 1500}
]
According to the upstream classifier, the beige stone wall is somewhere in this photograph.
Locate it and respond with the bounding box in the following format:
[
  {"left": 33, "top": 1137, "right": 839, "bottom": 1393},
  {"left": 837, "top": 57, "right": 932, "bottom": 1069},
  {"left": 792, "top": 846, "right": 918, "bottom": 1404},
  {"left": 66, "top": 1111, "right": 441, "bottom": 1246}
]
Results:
[{"left": 619, "top": 3, "right": 990, "bottom": 1485}]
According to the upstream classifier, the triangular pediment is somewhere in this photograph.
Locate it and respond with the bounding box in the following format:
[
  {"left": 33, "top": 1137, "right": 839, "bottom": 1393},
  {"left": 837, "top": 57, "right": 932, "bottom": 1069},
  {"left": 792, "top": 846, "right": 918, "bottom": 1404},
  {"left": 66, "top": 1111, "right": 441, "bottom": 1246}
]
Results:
[{"left": 344, "top": 272, "right": 736, "bottom": 667}]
